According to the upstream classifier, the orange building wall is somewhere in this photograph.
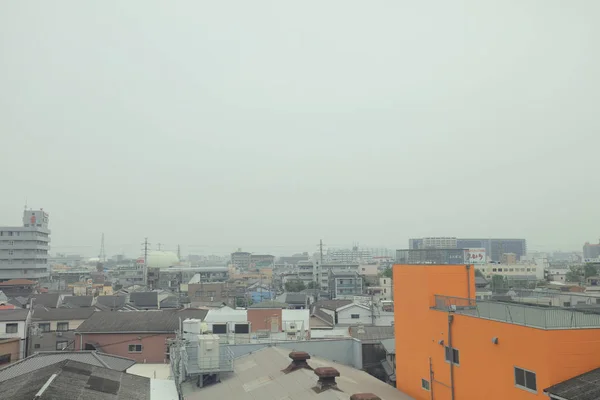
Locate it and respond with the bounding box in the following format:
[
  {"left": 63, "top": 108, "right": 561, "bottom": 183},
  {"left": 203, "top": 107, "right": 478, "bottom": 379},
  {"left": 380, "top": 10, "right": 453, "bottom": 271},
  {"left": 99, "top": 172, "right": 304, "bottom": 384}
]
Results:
[
  {"left": 247, "top": 308, "right": 282, "bottom": 332},
  {"left": 393, "top": 263, "right": 600, "bottom": 400}
]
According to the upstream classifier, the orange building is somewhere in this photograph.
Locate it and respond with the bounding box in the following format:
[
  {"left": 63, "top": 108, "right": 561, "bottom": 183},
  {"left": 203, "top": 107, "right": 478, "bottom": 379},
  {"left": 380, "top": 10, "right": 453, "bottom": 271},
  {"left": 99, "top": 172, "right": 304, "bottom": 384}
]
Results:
[{"left": 393, "top": 263, "right": 600, "bottom": 400}]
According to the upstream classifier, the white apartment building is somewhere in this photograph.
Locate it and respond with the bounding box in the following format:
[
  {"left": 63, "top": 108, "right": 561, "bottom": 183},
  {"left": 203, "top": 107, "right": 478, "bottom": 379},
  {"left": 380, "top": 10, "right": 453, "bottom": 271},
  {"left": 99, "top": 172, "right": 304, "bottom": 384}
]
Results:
[
  {"left": 0, "top": 209, "right": 50, "bottom": 280},
  {"left": 476, "top": 263, "right": 545, "bottom": 281},
  {"left": 422, "top": 237, "right": 457, "bottom": 249}
]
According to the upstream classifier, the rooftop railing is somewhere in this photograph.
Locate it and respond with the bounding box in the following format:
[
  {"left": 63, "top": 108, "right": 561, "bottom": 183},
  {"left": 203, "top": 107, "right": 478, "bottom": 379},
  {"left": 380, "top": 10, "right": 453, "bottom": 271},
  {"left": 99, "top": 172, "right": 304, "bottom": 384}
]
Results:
[{"left": 433, "top": 295, "right": 600, "bottom": 329}]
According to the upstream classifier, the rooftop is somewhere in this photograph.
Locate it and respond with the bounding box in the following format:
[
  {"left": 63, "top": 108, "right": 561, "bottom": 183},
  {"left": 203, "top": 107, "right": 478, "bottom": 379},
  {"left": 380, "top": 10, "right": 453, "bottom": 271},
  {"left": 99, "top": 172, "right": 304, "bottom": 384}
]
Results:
[
  {"left": 0, "top": 359, "right": 149, "bottom": 400},
  {"left": 248, "top": 300, "right": 288, "bottom": 309},
  {"left": 0, "top": 279, "right": 36, "bottom": 286},
  {"left": 32, "top": 307, "right": 95, "bottom": 321},
  {"left": 545, "top": 367, "right": 600, "bottom": 400},
  {"left": 62, "top": 295, "right": 95, "bottom": 308},
  {"left": 181, "top": 346, "right": 413, "bottom": 399},
  {"left": 433, "top": 295, "right": 600, "bottom": 329},
  {"left": 76, "top": 309, "right": 208, "bottom": 333},
  {"left": 0, "top": 309, "right": 29, "bottom": 321},
  {"left": 0, "top": 351, "right": 136, "bottom": 382},
  {"left": 349, "top": 326, "right": 395, "bottom": 342},
  {"left": 30, "top": 293, "right": 61, "bottom": 308},
  {"left": 312, "top": 299, "right": 352, "bottom": 312}
]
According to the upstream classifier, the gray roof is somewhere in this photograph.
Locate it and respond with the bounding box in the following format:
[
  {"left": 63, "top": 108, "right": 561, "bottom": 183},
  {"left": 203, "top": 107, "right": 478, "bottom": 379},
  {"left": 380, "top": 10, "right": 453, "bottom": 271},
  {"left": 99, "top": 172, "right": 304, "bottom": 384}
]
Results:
[
  {"left": 282, "top": 292, "right": 307, "bottom": 304},
  {"left": 545, "top": 367, "right": 600, "bottom": 400},
  {"left": 62, "top": 295, "right": 94, "bottom": 307},
  {"left": 0, "top": 309, "right": 29, "bottom": 321},
  {"left": 181, "top": 346, "right": 413, "bottom": 400},
  {"left": 76, "top": 309, "right": 207, "bottom": 333},
  {"left": 349, "top": 326, "right": 395, "bottom": 342},
  {"left": 0, "top": 351, "right": 136, "bottom": 382},
  {"left": 30, "top": 293, "right": 61, "bottom": 308},
  {"left": 380, "top": 338, "right": 395, "bottom": 354},
  {"left": 95, "top": 295, "right": 127, "bottom": 309},
  {"left": 0, "top": 359, "right": 149, "bottom": 400},
  {"left": 129, "top": 292, "right": 158, "bottom": 308},
  {"left": 310, "top": 307, "right": 334, "bottom": 327},
  {"left": 32, "top": 307, "right": 95, "bottom": 321},
  {"left": 312, "top": 299, "right": 352, "bottom": 311}
]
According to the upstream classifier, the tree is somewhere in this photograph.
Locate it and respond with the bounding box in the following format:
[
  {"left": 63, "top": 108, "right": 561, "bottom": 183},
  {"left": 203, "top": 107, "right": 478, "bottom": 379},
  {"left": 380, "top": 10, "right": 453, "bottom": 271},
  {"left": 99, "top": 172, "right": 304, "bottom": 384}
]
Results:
[
  {"left": 566, "top": 265, "right": 583, "bottom": 283},
  {"left": 585, "top": 263, "right": 598, "bottom": 278},
  {"left": 284, "top": 280, "right": 306, "bottom": 292},
  {"left": 382, "top": 268, "right": 393, "bottom": 278},
  {"left": 491, "top": 275, "right": 508, "bottom": 291},
  {"left": 306, "top": 281, "right": 317, "bottom": 289}
]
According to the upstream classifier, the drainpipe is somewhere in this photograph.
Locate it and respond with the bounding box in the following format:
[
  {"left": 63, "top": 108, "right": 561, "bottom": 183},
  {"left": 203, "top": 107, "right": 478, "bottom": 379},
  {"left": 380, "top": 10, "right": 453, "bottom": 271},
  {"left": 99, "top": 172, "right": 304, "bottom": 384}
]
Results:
[
  {"left": 428, "top": 357, "right": 434, "bottom": 400},
  {"left": 448, "top": 314, "right": 455, "bottom": 400},
  {"left": 466, "top": 264, "right": 471, "bottom": 300}
]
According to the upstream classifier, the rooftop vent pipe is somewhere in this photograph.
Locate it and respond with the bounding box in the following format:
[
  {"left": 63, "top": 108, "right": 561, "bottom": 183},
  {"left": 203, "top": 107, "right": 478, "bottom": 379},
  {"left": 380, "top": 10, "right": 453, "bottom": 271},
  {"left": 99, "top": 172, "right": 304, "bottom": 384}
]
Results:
[
  {"left": 282, "top": 351, "right": 313, "bottom": 373},
  {"left": 314, "top": 367, "right": 340, "bottom": 392},
  {"left": 350, "top": 394, "right": 382, "bottom": 400}
]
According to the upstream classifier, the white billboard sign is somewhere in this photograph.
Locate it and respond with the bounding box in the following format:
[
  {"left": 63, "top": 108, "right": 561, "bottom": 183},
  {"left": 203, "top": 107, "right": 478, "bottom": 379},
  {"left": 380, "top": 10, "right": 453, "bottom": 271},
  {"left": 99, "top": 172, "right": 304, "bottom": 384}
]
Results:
[{"left": 466, "top": 248, "right": 486, "bottom": 264}]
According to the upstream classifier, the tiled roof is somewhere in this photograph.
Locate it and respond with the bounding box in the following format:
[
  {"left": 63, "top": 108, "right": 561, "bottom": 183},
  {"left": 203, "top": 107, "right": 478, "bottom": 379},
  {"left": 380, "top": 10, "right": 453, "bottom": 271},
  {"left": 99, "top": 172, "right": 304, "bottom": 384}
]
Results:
[
  {"left": 312, "top": 299, "right": 352, "bottom": 311},
  {"left": 76, "top": 310, "right": 197, "bottom": 333},
  {"left": 545, "top": 367, "right": 600, "bottom": 400},
  {"left": 62, "top": 295, "right": 94, "bottom": 307},
  {"left": 32, "top": 307, "right": 95, "bottom": 321},
  {"left": 30, "top": 293, "right": 61, "bottom": 308},
  {"left": 310, "top": 307, "right": 334, "bottom": 327},
  {"left": 129, "top": 292, "right": 158, "bottom": 308},
  {"left": 95, "top": 295, "right": 127, "bottom": 309},
  {"left": 0, "top": 351, "right": 136, "bottom": 382},
  {"left": 181, "top": 346, "right": 413, "bottom": 400},
  {"left": 0, "top": 359, "right": 149, "bottom": 399},
  {"left": 282, "top": 293, "right": 308, "bottom": 304},
  {"left": 0, "top": 309, "right": 29, "bottom": 321},
  {"left": 248, "top": 300, "right": 288, "bottom": 309}
]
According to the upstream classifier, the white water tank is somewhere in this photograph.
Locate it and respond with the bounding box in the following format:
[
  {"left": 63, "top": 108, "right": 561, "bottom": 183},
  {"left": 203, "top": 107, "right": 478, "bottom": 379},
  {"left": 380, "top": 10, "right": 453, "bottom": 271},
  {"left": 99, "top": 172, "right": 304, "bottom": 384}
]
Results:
[
  {"left": 197, "top": 334, "right": 220, "bottom": 371},
  {"left": 183, "top": 319, "right": 202, "bottom": 341}
]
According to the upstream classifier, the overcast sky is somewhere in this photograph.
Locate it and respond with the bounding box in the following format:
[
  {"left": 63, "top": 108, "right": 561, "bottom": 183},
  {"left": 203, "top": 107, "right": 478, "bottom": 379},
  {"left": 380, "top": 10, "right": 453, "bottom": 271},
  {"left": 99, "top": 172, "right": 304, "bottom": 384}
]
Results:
[{"left": 1, "top": 1, "right": 599, "bottom": 257}]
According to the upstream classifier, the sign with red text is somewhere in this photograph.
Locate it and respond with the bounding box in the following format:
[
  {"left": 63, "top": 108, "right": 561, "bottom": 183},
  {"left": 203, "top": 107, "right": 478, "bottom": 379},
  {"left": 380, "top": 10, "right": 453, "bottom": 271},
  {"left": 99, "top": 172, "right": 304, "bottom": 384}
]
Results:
[{"left": 466, "top": 248, "right": 486, "bottom": 264}]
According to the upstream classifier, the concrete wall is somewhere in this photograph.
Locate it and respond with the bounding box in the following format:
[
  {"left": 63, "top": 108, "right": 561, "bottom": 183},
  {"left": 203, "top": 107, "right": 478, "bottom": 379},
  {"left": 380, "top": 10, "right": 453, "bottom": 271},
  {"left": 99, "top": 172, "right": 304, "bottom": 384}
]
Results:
[
  {"left": 75, "top": 333, "right": 174, "bottom": 363},
  {"left": 247, "top": 308, "right": 282, "bottom": 332},
  {"left": 337, "top": 305, "right": 372, "bottom": 325},
  {"left": 0, "top": 338, "right": 21, "bottom": 365},
  {"left": 226, "top": 338, "right": 363, "bottom": 369}
]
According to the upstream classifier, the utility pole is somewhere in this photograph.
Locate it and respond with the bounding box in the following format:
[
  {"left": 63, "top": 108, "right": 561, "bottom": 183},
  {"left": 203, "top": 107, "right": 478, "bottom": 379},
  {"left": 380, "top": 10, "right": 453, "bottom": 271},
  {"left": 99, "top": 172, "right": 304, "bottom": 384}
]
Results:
[
  {"left": 317, "top": 239, "right": 325, "bottom": 293},
  {"left": 177, "top": 244, "right": 181, "bottom": 261},
  {"left": 142, "top": 238, "right": 150, "bottom": 287}
]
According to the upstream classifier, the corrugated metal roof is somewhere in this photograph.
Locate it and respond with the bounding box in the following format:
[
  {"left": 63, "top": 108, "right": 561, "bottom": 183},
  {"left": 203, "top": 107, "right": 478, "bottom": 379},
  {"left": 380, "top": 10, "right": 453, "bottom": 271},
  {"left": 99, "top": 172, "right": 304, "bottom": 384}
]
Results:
[
  {"left": 349, "top": 326, "right": 395, "bottom": 341},
  {"left": 545, "top": 367, "right": 600, "bottom": 399},
  {"left": 181, "top": 346, "right": 413, "bottom": 399},
  {"left": 380, "top": 338, "right": 395, "bottom": 354},
  {"left": 62, "top": 295, "right": 94, "bottom": 307},
  {"left": 0, "top": 359, "right": 149, "bottom": 400},
  {"left": 313, "top": 300, "right": 352, "bottom": 312},
  {"left": 0, "top": 351, "right": 136, "bottom": 382},
  {"left": 0, "top": 309, "right": 29, "bottom": 321},
  {"left": 32, "top": 307, "right": 95, "bottom": 321},
  {"left": 76, "top": 309, "right": 209, "bottom": 333},
  {"left": 30, "top": 293, "right": 61, "bottom": 308}
]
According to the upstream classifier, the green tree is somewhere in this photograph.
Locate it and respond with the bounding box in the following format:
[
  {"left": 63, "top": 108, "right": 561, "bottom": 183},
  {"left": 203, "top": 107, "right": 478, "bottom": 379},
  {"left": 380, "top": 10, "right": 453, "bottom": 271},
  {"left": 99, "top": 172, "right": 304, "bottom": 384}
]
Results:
[
  {"left": 382, "top": 267, "right": 393, "bottom": 278},
  {"left": 585, "top": 263, "right": 598, "bottom": 278},
  {"left": 306, "top": 281, "right": 317, "bottom": 289},
  {"left": 284, "top": 280, "right": 306, "bottom": 292},
  {"left": 566, "top": 265, "right": 583, "bottom": 282},
  {"left": 491, "top": 275, "right": 507, "bottom": 291}
]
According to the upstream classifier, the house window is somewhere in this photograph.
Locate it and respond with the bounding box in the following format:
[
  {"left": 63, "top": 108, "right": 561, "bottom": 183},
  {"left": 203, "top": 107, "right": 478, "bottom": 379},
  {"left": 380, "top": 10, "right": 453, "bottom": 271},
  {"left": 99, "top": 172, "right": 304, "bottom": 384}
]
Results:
[
  {"left": 5, "top": 324, "right": 18, "bottom": 334},
  {"left": 57, "top": 322, "right": 69, "bottom": 331},
  {"left": 39, "top": 323, "right": 51, "bottom": 333},
  {"left": 212, "top": 324, "right": 227, "bottom": 334},
  {"left": 351, "top": 314, "right": 360, "bottom": 319},
  {"left": 0, "top": 354, "right": 10, "bottom": 366},
  {"left": 56, "top": 341, "right": 68, "bottom": 350},
  {"left": 128, "top": 344, "right": 143, "bottom": 353},
  {"left": 515, "top": 367, "right": 537, "bottom": 392},
  {"left": 34, "top": 344, "right": 41, "bottom": 349},
  {"left": 421, "top": 378, "right": 430, "bottom": 391},
  {"left": 445, "top": 346, "right": 460, "bottom": 365}
]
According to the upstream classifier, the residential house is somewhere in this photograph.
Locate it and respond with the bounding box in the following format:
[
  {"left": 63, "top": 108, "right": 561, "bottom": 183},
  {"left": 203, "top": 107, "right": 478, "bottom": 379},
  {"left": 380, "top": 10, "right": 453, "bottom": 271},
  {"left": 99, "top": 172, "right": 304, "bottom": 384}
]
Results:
[
  {"left": 277, "top": 292, "right": 308, "bottom": 309},
  {"left": 0, "top": 359, "right": 151, "bottom": 400},
  {"left": 0, "top": 279, "right": 37, "bottom": 298},
  {"left": 188, "top": 283, "right": 236, "bottom": 308},
  {"left": 246, "top": 283, "right": 273, "bottom": 303},
  {"left": 30, "top": 293, "right": 63, "bottom": 308},
  {"left": 75, "top": 309, "right": 208, "bottom": 363},
  {"left": 0, "top": 309, "right": 30, "bottom": 359},
  {"left": 94, "top": 295, "right": 127, "bottom": 311},
  {"left": 29, "top": 308, "right": 96, "bottom": 355},
  {"left": 203, "top": 307, "right": 249, "bottom": 342},
  {"left": 0, "top": 338, "right": 19, "bottom": 367},
  {"left": 336, "top": 302, "right": 372, "bottom": 325},
  {"left": 309, "top": 306, "right": 335, "bottom": 330},
  {"left": 394, "top": 263, "right": 600, "bottom": 400},
  {"left": 62, "top": 295, "right": 95, "bottom": 308}
]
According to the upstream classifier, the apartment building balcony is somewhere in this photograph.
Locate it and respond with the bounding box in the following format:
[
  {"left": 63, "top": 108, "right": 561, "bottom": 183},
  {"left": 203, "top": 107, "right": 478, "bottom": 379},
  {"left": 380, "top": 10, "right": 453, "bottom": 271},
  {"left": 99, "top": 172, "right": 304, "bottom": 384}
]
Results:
[{"left": 433, "top": 295, "right": 600, "bottom": 329}]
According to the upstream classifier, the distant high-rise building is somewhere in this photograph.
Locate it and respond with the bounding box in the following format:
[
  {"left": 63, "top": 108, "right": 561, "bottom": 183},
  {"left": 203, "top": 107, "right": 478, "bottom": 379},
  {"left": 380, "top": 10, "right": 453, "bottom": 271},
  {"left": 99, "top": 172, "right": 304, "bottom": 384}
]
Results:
[
  {"left": 408, "top": 237, "right": 527, "bottom": 262},
  {"left": 0, "top": 209, "right": 51, "bottom": 281},
  {"left": 584, "top": 241, "right": 600, "bottom": 260},
  {"left": 231, "top": 251, "right": 251, "bottom": 269}
]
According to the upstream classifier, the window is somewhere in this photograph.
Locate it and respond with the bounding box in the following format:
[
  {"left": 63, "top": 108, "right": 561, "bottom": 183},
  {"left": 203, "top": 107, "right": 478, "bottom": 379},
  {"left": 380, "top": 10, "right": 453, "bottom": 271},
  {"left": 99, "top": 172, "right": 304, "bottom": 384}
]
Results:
[
  {"left": 445, "top": 346, "right": 460, "bottom": 365},
  {"left": 421, "top": 378, "right": 430, "bottom": 391},
  {"left": 212, "top": 324, "right": 227, "bottom": 334},
  {"left": 515, "top": 367, "right": 537, "bottom": 392},
  {"left": 57, "top": 322, "right": 69, "bottom": 331},
  {"left": 34, "top": 344, "right": 41, "bottom": 349},
  {"left": 383, "top": 279, "right": 387, "bottom": 284},
  {"left": 234, "top": 324, "right": 250, "bottom": 334},
  {"left": 5, "top": 324, "right": 18, "bottom": 334},
  {"left": 492, "top": 268, "right": 497, "bottom": 272},
  {"left": 7, "top": 250, "right": 13, "bottom": 256},
  {"left": 0, "top": 354, "right": 10, "bottom": 366},
  {"left": 39, "top": 323, "right": 50, "bottom": 333},
  {"left": 56, "top": 341, "right": 68, "bottom": 350},
  {"left": 351, "top": 314, "right": 360, "bottom": 319},
  {"left": 128, "top": 344, "right": 143, "bottom": 353}
]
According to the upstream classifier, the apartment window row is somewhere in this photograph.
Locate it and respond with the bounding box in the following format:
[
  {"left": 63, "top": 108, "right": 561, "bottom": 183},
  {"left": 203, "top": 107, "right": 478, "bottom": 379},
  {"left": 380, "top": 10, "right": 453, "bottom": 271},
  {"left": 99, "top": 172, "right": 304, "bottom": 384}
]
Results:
[
  {"left": 38, "top": 322, "right": 70, "bottom": 332},
  {"left": 490, "top": 267, "right": 536, "bottom": 272},
  {"left": 0, "top": 259, "right": 48, "bottom": 265}
]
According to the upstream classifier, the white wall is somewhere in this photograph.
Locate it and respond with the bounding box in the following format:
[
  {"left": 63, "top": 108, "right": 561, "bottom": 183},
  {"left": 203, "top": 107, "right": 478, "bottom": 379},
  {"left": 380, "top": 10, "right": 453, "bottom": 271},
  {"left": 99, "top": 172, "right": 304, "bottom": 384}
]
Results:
[
  {"left": 337, "top": 305, "right": 372, "bottom": 326},
  {"left": 282, "top": 309, "right": 309, "bottom": 332},
  {"left": 0, "top": 320, "right": 27, "bottom": 359}
]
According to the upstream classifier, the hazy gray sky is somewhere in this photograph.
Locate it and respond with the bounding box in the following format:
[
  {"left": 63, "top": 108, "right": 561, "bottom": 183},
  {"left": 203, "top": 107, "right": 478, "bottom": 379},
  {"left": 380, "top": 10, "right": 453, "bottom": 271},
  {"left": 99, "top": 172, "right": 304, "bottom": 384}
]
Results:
[{"left": 1, "top": 1, "right": 599, "bottom": 257}]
